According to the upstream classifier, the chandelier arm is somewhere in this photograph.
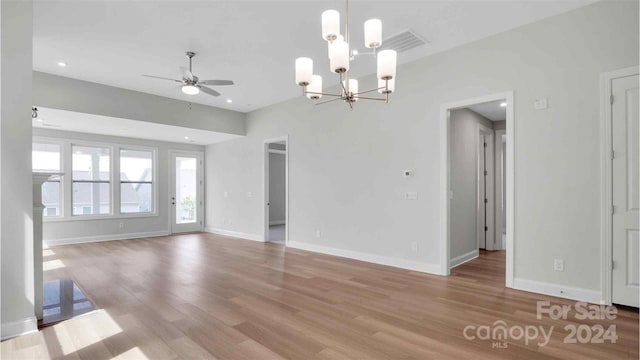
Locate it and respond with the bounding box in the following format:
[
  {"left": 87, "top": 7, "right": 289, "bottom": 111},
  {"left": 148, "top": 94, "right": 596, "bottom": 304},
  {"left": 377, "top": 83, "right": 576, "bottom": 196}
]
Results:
[
  {"left": 355, "top": 87, "right": 387, "bottom": 96},
  {"left": 339, "top": 74, "right": 349, "bottom": 95},
  {"left": 315, "top": 96, "right": 347, "bottom": 106},
  {"left": 353, "top": 95, "right": 388, "bottom": 101},
  {"left": 305, "top": 91, "right": 343, "bottom": 97}
]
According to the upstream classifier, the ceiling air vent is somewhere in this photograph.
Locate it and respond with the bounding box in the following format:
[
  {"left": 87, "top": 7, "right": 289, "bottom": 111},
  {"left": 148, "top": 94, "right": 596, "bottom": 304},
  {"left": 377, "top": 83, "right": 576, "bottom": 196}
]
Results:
[{"left": 379, "top": 29, "right": 428, "bottom": 53}]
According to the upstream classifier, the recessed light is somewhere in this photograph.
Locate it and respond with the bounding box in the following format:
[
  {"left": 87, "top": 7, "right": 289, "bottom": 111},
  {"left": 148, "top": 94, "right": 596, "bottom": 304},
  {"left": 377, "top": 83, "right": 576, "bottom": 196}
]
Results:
[
  {"left": 184, "top": 136, "right": 190, "bottom": 140},
  {"left": 500, "top": 102, "right": 507, "bottom": 107},
  {"left": 57, "top": 62, "right": 67, "bottom": 67},
  {"left": 35, "top": 118, "right": 43, "bottom": 122},
  {"left": 352, "top": 49, "right": 359, "bottom": 56},
  {"left": 226, "top": 99, "right": 232, "bottom": 103}
]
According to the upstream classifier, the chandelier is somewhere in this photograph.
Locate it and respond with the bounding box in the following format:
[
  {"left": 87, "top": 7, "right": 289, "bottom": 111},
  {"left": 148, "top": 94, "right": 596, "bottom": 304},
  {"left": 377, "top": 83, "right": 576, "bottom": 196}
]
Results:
[{"left": 294, "top": 0, "right": 397, "bottom": 109}]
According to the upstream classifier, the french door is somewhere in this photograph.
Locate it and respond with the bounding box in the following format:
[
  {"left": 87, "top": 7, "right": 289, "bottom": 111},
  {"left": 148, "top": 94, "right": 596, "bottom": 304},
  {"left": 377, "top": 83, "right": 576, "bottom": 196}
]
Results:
[{"left": 169, "top": 151, "right": 204, "bottom": 234}]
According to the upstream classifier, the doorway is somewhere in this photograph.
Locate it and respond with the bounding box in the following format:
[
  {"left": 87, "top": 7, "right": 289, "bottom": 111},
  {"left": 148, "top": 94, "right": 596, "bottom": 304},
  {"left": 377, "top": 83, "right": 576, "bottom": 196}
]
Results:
[
  {"left": 440, "top": 92, "right": 514, "bottom": 287},
  {"left": 602, "top": 67, "right": 639, "bottom": 307},
  {"left": 169, "top": 151, "right": 204, "bottom": 234},
  {"left": 264, "top": 137, "right": 288, "bottom": 244}
]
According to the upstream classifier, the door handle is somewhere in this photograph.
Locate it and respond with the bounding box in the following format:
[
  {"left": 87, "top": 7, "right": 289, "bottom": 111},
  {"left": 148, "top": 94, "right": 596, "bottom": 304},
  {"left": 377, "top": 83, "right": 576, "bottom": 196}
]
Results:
[{"left": 267, "top": 202, "right": 270, "bottom": 206}]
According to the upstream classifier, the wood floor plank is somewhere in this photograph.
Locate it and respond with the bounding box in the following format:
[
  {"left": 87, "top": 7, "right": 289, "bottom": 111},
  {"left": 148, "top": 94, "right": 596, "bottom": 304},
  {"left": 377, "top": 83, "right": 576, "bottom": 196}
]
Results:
[{"left": 1, "top": 235, "right": 637, "bottom": 359}]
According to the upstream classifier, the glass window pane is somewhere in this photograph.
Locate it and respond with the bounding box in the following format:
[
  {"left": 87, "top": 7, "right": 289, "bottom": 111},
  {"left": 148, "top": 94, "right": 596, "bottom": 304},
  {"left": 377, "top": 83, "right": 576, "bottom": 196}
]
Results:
[
  {"left": 42, "top": 181, "right": 61, "bottom": 217},
  {"left": 176, "top": 157, "right": 197, "bottom": 224},
  {"left": 33, "top": 143, "right": 62, "bottom": 217},
  {"left": 72, "top": 146, "right": 110, "bottom": 181},
  {"left": 120, "top": 150, "right": 152, "bottom": 182},
  {"left": 121, "top": 183, "right": 153, "bottom": 213},
  {"left": 72, "top": 182, "right": 110, "bottom": 215},
  {"left": 32, "top": 143, "right": 61, "bottom": 172}
]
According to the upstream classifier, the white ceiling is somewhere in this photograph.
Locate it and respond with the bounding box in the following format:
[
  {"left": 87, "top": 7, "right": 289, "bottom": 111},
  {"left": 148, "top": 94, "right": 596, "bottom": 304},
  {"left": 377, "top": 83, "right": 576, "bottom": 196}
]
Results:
[
  {"left": 33, "top": 0, "right": 595, "bottom": 113},
  {"left": 466, "top": 100, "right": 506, "bottom": 121},
  {"left": 33, "top": 108, "right": 242, "bottom": 145}
]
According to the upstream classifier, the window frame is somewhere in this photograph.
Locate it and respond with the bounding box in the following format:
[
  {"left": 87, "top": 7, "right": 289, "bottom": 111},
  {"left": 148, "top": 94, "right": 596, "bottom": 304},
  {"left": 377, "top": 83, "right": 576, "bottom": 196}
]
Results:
[
  {"left": 32, "top": 139, "right": 65, "bottom": 218},
  {"left": 118, "top": 146, "right": 158, "bottom": 215},
  {"left": 71, "top": 143, "right": 114, "bottom": 218},
  {"left": 34, "top": 137, "right": 159, "bottom": 222}
]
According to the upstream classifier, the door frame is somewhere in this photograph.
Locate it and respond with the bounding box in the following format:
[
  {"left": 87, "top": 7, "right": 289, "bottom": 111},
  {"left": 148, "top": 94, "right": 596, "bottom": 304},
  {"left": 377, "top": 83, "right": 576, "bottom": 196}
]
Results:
[
  {"left": 439, "top": 91, "right": 514, "bottom": 288},
  {"left": 477, "top": 123, "right": 495, "bottom": 251},
  {"left": 600, "top": 65, "right": 639, "bottom": 305},
  {"left": 263, "top": 136, "right": 289, "bottom": 245},
  {"left": 168, "top": 150, "right": 204, "bottom": 234},
  {"left": 494, "top": 129, "right": 507, "bottom": 250}
]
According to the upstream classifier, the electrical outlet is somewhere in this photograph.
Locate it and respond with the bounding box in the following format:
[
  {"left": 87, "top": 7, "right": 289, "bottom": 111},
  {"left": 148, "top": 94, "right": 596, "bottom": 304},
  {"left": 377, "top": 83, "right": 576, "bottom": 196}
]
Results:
[
  {"left": 404, "top": 192, "right": 418, "bottom": 200},
  {"left": 554, "top": 259, "right": 564, "bottom": 272},
  {"left": 411, "top": 242, "right": 419, "bottom": 252},
  {"left": 119, "top": 222, "right": 124, "bottom": 229},
  {"left": 315, "top": 230, "right": 321, "bottom": 238},
  {"left": 534, "top": 98, "right": 548, "bottom": 110}
]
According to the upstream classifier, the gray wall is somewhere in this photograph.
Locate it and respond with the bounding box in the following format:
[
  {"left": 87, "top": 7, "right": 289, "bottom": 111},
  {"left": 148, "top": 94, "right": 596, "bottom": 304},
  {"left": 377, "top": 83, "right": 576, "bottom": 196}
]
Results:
[
  {"left": 34, "top": 128, "right": 204, "bottom": 244},
  {"left": 1, "top": 0, "right": 36, "bottom": 338},
  {"left": 33, "top": 72, "right": 246, "bottom": 136},
  {"left": 449, "top": 109, "right": 493, "bottom": 263},
  {"left": 205, "top": 1, "right": 639, "bottom": 294},
  {"left": 268, "top": 152, "right": 286, "bottom": 223},
  {"left": 494, "top": 120, "right": 506, "bottom": 130}
]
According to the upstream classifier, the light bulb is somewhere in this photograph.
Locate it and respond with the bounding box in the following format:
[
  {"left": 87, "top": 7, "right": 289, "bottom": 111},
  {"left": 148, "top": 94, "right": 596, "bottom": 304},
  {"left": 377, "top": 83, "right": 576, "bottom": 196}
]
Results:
[
  {"left": 306, "top": 75, "right": 323, "bottom": 100},
  {"left": 321, "top": 10, "right": 340, "bottom": 41},
  {"left": 364, "top": 19, "right": 382, "bottom": 48},
  {"left": 181, "top": 85, "right": 200, "bottom": 95},
  {"left": 330, "top": 39, "right": 349, "bottom": 74},
  {"left": 295, "top": 57, "right": 313, "bottom": 86},
  {"left": 377, "top": 49, "right": 397, "bottom": 80}
]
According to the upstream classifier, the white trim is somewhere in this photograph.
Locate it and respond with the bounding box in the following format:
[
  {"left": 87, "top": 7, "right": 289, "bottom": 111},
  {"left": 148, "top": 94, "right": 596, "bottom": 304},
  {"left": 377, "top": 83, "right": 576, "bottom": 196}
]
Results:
[
  {"left": 599, "top": 65, "right": 639, "bottom": 305},
  {"left": 494, "top": 129, "right": 506, "bottom": 250},
  {"left": 263, "top": 136, "right": 289, "bottom": 245},
  {"left": 269, "top": 220, "right": 286, "bottom": 226},
  {"left": 450, "top": 249, "right": 479, "bottom": 268},
  {"left": 168, "top": 150, "right": 205, "bottom": 234},
  {"left": 268, "top": 149, "right": 286, "bottom": 155},
  {"left": 440, "top": 91, "right": 515, "bottom": 288},
  {"left": 44, "top": 230, "right": 169, "bottom": 247},
  {"left": 205, "top": 227, "right": 265, "bottom": 242},
  {"left": 1, "top": 316, "right": 38, "bottom": 341},
  {"left": 513, "top": 278, "right": 602, "bottom": 304},
  {"left": 288, "top": 241, "right": 441, "bottom": 274}
]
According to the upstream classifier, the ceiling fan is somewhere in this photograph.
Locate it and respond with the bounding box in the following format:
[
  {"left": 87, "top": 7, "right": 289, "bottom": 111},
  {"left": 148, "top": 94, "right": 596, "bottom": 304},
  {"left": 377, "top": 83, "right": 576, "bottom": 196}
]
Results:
[{"left": 142, "top": 51, "right": 234, "bottom": 97}]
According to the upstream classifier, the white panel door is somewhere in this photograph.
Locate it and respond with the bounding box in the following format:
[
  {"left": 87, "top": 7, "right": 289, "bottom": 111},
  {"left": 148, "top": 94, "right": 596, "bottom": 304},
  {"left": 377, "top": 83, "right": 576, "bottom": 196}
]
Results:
[
  {"left": 170, "top": 151, "right": 204, "bottom": 234},
  {"left": 612, "top": 74, "right": 639, "bottom": 307}
]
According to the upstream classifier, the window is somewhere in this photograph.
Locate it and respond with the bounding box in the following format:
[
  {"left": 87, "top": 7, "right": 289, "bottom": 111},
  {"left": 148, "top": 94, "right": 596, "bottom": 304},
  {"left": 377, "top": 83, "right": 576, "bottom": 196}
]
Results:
[
  {"left": 32, "top": 143, "right": 62, "bottom": 217},
  {"left": 120, "top": 149, "right": 154, "bottom": 213},
  {"left": 72, "top": 146, "right": 111, "bottom": 215}
]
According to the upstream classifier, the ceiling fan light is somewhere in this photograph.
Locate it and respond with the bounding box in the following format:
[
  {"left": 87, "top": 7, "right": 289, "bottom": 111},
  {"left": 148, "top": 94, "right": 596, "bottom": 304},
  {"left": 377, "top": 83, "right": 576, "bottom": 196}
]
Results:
[
  {"left": 330, "top": 39, "right": 350, "bottom": 74},
  {"left": 377, "top": 49, "right": 397, "bottom": 80},
  {"left": 295, "top": 57, "right": 313, "bottom": 86},
  {"left": 306, "top": 75, "right": 323, "bottom": 100},
  {"left": 364, "top": 19, "right": 382, "bottom": 48},
  {"left": 322, "top": 10, "right": 340, "bottom": 41},
  {"left": 182, "top": 85, "right": 200, "bottom": 95}
]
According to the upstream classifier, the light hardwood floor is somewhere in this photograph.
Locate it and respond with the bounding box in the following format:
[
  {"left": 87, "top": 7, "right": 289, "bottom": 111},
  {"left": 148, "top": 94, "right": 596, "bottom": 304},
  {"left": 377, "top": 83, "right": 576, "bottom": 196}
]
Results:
[{"left": 2, "top": 234, "right": 638, "bottom": 359}]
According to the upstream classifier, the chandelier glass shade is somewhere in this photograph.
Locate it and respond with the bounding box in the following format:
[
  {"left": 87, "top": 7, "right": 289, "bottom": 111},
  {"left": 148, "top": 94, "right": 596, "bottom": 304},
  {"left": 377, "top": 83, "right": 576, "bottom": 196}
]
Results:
[{"left": 295, "top": 0, "right": 397, "bottom": 109}]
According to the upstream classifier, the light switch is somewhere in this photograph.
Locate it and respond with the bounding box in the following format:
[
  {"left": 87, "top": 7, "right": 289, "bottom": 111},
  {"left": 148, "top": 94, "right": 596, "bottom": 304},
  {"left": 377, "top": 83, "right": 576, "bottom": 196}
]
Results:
[{"left": 534, "top": 98, "right": 548, "bottom": 110}]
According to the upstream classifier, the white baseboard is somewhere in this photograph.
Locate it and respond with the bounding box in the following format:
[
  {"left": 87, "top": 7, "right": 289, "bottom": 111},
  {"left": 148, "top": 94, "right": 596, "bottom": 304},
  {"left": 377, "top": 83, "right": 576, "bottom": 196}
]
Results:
[
  {"left": 513, "top": 278, "right": 603, "bottom": 304},
  {"left": 44, "top": 230, "right": 170, "bottom": 247},
  {"left": 450, "top": 249, "right": 479, "bottom": 268},
  {"left": 1, "top": 316, "right": 38, "bottom": 341},
  {"left": 287, "top": 241, "right": 441, "bottom": 275},
  {"left": 205, "top": 227, "right": 265, "bottom": 242},
  {"left": 269, "top": 220, "right": 285, "bottom": 226}
]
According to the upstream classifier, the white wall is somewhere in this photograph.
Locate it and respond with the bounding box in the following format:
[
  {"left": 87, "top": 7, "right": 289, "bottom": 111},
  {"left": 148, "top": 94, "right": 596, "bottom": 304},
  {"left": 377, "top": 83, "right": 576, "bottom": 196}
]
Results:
[
  {"left": 268, "top": 152, "right": 286, "bottom": 224},
  {"left": 34, "top": 128, "right": 204, "bottom": 245},
  {"left": 449, "top": 109, "right": 493, "bottom": 264},
  {"left": 33, "top": 71, "right": 246, "bottom": 136},
  {"left": 1, "top": 0, "right": 36, "bottom": 339},
  {"left": 206, "top": 1, "right": 638, "bottom": 295}
]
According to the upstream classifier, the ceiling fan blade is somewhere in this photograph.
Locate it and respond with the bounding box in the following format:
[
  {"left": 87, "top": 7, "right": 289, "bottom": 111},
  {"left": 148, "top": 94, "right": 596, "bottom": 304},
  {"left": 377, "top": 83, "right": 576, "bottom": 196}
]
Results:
[
  {"left": 142, "top": 74, "right": 182, "bottom": 82},
  {"left": 199, "top": 86, "right": 221, "bottom": 97},
  {"left": 199, "top": 80, "right": 234, "bottom": 86},
  {"left": 180, "top": 66, "right": 194, "bottom": 81}
]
